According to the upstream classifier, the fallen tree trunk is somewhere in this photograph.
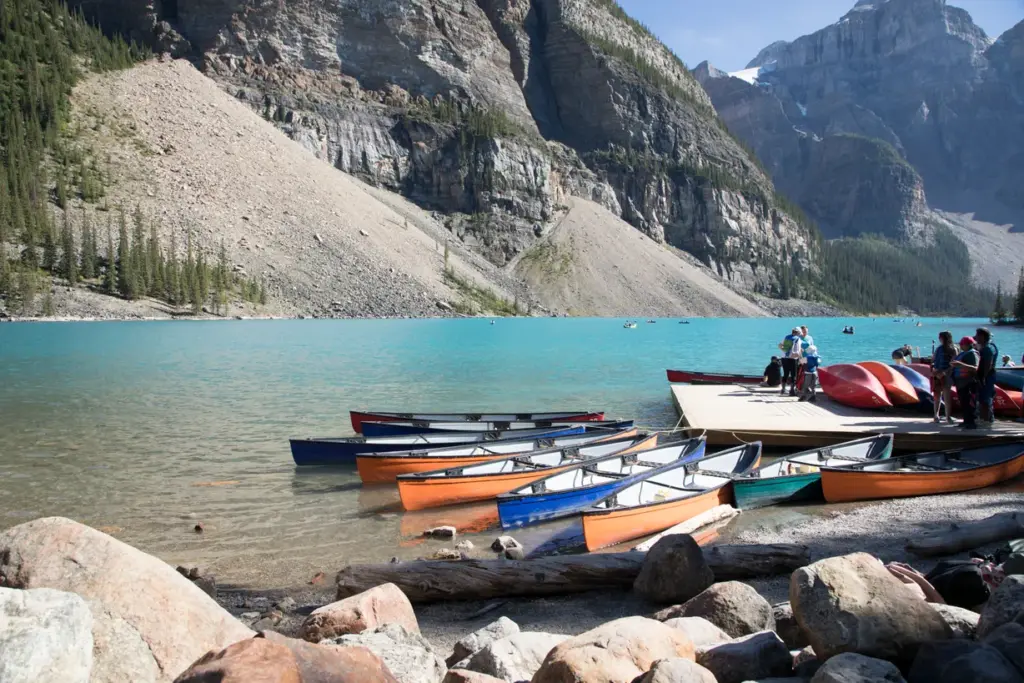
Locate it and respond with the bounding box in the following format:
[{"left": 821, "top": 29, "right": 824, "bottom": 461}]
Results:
[
  {"left": 906, "top": 512, "right": 1024, "bottom": 557},
  {"left": 632, "top": 505, "right": 739, "bottom": 552},
  {"left": 335, "top": 543, "right": 808, "bottom": 603}
]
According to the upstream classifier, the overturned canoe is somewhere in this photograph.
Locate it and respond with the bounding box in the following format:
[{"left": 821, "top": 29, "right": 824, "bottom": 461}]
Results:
[
  {"left": 733, "top": 434, "right": 894, "bottom": 510},
  {"left": 496, "top": 437, "right": 708, "bottom": 529},
  {"left": 888, "top": 365, "right": 934, "bottom": 413},
  {"left": 821, "top": 442, "right": 1024, "bottom": 503},
  {"left": 857, "top": 361, "right": 919, "bottom": 405},
  {"left": 362, "top": 419, "right": 632, "bottom": 437},
  {"left": 996, "top": 369, "right": 1024, "bottom": 391},
  {"left": 666, "top": 370, "right": 762, "bottom": 385},
  {"left": 818, "top": 364, "right": 892, "bottom": 409},
  {"left": 396, "top": 434, "right": 659, "bottom": 511},
  {"left": 581, "top": 443, "right": 762, "bottom": 551},
  {"left": 290, "top": 425, "right": 593, "bottom": 467},
  {"left": 357, "top": 427, "right": 637, "bottom": 484},
  {"left": 349, "top": 410, "right": 605, "bottom": 434}
]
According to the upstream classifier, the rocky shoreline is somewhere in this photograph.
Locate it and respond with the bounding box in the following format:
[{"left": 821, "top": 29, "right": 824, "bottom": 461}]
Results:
[{"left": 3, "top": 501, "right": 1023, "bottom": 682}]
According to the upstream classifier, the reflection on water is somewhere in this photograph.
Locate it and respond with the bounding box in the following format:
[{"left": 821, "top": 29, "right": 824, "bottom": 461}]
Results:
[{"left": 1, "top": 317, "right": 1019, "bottom": 588}]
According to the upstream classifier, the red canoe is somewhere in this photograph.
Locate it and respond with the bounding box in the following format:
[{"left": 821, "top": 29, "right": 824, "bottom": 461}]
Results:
[
  {"left": 909, "top": 363, "right": 932, "bottom": 378},
  {"left": 857, "top": 361, "right": 919, "bottom": 405},
  {"left": 818, "top": 365, "right": 893, "bottom": 409},
  {"left": 666, "top": 370, "right": 762, "bottom": 385},
  {"left": 950, "top": 386, "right": 1023, "bottom": 417}
]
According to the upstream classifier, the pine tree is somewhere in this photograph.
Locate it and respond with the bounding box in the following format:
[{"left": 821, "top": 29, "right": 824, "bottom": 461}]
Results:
[
  {"left": 131, "top": 205, "right": 148, "bottom": 293},
  {"left": 258, "top": 280, "right": 267, "bottom": 306},
  {"left": 196, "top": 249, "right": 209, "bottom": 312},
  {"left": 184, "top": 228, "right": 195, "bottom": 305},
  {"left": 116, "top": 207, "right": 131, "bottom": 298},
  {"left": 1015, "top": 267, "right": 1024, "bottom": 324},
  {"left": 993, "top": 282, "right": 1007, "bottom": 323},
  {"left": 166, "top": 232, "right": 180, "bottom": 305},
  {"left": 80, "top": 211, "right": 96, "bottom": 280},
  {"left": 215, "top": 240, "right": 229, "bottom": 315},
  {"left": 18, "top": 269, "right": 37, "bottom": 315},
  {"left": 148, "top": 223, "right": 163, "bottom": 297},
  {"left": 42, "top": 289, "right": 54, "bottom": 317},
  {"left": 42, "top": 227, "right": 58, "bottom": 272},
  {"left": 104, "top": 226, "right": 117, "bottom": 294},
  {"left": 59, "top": 212, "right": 77, "bottom": 284}
]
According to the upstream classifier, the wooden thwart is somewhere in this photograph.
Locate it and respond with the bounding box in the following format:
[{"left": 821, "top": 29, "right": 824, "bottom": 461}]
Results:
[
  {"left": 906, "top": 512, "right": 1024, "bottom": 557},
  {"left": 334, "top": 542, "right": 808, "bottom": 603}
]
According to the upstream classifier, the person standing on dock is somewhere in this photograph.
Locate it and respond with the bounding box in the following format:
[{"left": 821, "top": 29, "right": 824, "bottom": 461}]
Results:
[
  {"left": 799, "top": 345, "right": 821, "bottom": 402},
  {"left": 778, "top": 327, "right": 801, "bottom": 396},
  {"left": 951, "top": 336, "right": 980, "bottom": 430},
  {"left": 975, "top": 327, "right": 999, "bottom": 425},
  {"left": 931, "top": 331, "right": 956, "bottom": 424},
  {"left": 795, "top": 326, "right": 814, "bottom": 393}
]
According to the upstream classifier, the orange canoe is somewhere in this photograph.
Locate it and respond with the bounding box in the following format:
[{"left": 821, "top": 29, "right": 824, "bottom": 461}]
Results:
[
  {"left": 357, "top": 428, "right": 637, "bottom": 483},
  {"left": 397, "top": 434, "right": 658, "bottom": 511},
  {"left": 581, "top": 442, "right": 761, "bottom": 551},
  {"left": 821, "top": 443, "right": 1024, "bottom": 503},
  {"left": 857, "top": 361, "right": 919, "bottom": 405}
]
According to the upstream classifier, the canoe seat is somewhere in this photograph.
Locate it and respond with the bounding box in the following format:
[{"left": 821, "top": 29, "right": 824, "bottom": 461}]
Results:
[
  {"left": 511, "top": 457, "right": 546, "bottom": 469},
  {"left": 634, "top": 460, "right": 667, "bottom": 468},
  {"left": 697, "top": 469, "right": 740, "bottom": 479},
  {"left": 583, "top": 467, "right": 628, "bottom": 478}
]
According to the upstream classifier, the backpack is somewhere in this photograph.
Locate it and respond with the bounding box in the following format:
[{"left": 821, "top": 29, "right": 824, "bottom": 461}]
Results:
[{"left": 925, "top": 559, "right": 994, "bottom": 608}]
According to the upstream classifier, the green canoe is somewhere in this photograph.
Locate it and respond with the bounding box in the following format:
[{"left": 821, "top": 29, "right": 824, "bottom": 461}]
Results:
[{"left": 733, "top": 434, "right": 894, "bottom": 510}]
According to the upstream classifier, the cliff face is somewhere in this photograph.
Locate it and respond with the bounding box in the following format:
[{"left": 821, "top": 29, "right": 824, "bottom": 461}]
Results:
[
  {"left": 708, "top": 0, "right": 1024, "bottom": 241},
  {"left": 70, "top": 0, "right": 817, "bottom": 294}
]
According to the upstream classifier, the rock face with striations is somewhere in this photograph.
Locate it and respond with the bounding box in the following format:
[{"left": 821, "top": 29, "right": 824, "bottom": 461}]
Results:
[
  {"left": 70, "top": 0, "right": 818, "bottom": 294},
  {"left": 696, "top": 0, "right": 1024, "bottom": 274}
]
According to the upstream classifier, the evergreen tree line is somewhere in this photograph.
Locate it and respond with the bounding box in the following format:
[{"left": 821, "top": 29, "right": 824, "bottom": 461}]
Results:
[
  {"left": 2, "top": 205, "right": 268, "bottom": 316},
  {"left": 992, "top": 267, "right": 1024, "bottom": 325}
]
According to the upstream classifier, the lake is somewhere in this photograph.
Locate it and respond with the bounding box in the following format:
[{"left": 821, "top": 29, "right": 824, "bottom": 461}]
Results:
[{"left": 1, "top": 316, "right": 1021, "bottom": 588}]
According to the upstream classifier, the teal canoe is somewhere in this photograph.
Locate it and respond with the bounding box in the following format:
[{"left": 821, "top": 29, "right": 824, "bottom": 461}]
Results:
[{"left": 733, "top": 434, "right": 894, "bottom": 509}]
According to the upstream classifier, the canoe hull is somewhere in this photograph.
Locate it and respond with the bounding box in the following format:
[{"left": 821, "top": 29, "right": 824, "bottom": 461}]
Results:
[
  {"left": 350, "top": 411, "right": 605, "bottom": 434},
  {"left": 858, "top": 361, "right": 919, "bottom": 405},
  {"left": 819, "top": 365, "right": 892, "bottom": 409},
  {"left": 667, "top": 370, "right": 761, "bottom": 385},
  {"left": 398, "top": 463, "right": 579, "bottom": 511},
  {"left": 363, "top": 419, "right": 626, "bottom": 437},
  {"left": 822, "top": 453, "right": 1024, "bottom": 503},
  {"left": 496, "top": 441, "right": 707, "bottom": 529},
  {"left": 582, "top": 485, "right": 732, "bottom": 551},
  {"left": 733, "top": 473, "right": 822, "bottom": 510}
]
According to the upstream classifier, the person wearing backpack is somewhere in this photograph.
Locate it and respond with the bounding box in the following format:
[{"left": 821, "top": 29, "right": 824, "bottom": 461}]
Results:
[
  {"left": 950, "top": 336, "right": 980, "bottom": 430},
  {"left": 975, "top": 327, "right": 999, "bottom": 425}
]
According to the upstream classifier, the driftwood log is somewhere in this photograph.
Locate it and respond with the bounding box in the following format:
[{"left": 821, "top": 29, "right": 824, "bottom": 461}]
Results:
[
  {"left": 335, "top": 543, "right": 809, "bottom": 603},
  {"left": 906, "top": 512, "right": 1024, "bottom": 557},
  {"left": 632, "top": 505, "right": 740, "bottom": 551}
]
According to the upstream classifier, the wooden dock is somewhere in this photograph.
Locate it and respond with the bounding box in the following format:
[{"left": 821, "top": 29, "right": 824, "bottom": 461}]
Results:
[{"left": 672, "top": 384, "right": 1024, "bottom": 451}]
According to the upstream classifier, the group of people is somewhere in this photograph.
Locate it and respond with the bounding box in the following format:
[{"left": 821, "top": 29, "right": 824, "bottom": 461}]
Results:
[
  {"left": 931, "top": 327, "right": 1000, "bottom": 430},
  {"left": 763, "top": 325, "right": 821, "bottom": 402}
]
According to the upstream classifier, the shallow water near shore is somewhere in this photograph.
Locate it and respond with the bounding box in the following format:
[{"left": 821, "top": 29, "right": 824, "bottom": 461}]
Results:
[{"left": 1, "top": 316, "right": 1022, "bottom": 588}]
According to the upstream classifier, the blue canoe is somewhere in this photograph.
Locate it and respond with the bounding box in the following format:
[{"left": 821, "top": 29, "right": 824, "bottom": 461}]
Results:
[
  {"left": 496, "top": 437, "right": 707, "bottom": 529},
  {"left": 290, "top": 424, "right": 597, "bottom": 467},
  {"left": 361, "top": 419, "right": 632, "bottom": 437},
  {"left": 889, "top": 364, "right": 933, "bottom": 413},
  {"left": 996, "top": 368, "right": 1024, "bottom": 391}
]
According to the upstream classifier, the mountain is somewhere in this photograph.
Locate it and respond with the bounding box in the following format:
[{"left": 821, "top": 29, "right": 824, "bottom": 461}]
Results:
[
  {"left": 66, "top": 0, "right": 819, "bottom": 301},
  {"left": 695, "top": 0, "right": 1024, "bottom": 291}
]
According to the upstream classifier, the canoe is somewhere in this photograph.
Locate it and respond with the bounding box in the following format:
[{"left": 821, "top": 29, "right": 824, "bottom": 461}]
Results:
[
  {"left": 290, "top": 424, "right": 593, "bottom": 467},
  {"left": 357, "top": 427, "right": 639, "bottom": 484},
  {"left": 857, "top": 361, "right": 919, "bottom": 405},
  {"left": 733, "top": 434, "right": 894, "bottom": 510},
  {"left": 818, "top": 365, "right": 892, "bottom": 409},
  {"left": 996, "top": 369, "right": 1024, "bottom": 391},
  {"left": 821, "top": 442, "right": 1024, "bottom": 503},
  {"left": 666, "top": 370, "right": 762, "bottom": 385},
  {"left": 948, "top": 386, "right": 1021, "bottom": 418},
  {"left": 496, "top": 437, "right": 708, "bottom": 529},
  {"left": 580, "top": 442, "right": 762, "bottom": 551},
  {"left": 396, "top": 434, "right": 659, "bottom": 511},
  {"left": 362, "top": 419, "right": 632, "bottom": 437},
  {"left": 888, "top": 365, "right": 934, "bottom": 413},
  {"left": 349, "top": 410, "right": 605, "bottom": 434},
  {"left": 909, "top": 363, "right": 933, "bottom": 378}
]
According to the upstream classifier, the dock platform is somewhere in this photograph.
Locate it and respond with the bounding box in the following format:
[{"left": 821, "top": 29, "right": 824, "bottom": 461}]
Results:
[{"left": 671, "top": 384, "right": 1024, "bottom": 451}]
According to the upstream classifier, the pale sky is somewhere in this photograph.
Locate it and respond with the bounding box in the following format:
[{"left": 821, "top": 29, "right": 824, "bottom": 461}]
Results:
[{"left": 617, "top": 0, "right": 1024, "bottom": 72}]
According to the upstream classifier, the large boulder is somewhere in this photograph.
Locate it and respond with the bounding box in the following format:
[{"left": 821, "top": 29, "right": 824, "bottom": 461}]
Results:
[
  {"left": 929, "top": 643, "right": 1024, "bottom": 683},
  {"left": 905, "top": 640, "right": 982, "bottom": 683},
  {"left": 631, "top": 658, "right": 717, "bottom": 683},
  {"left": 977, "top": 575, "right": 1024, "bottom": 639},
  {"left": 0, "top": 517, "right": 253, "bottom": 683},
  {"left": 773, "top": 602, "right": 809, "bottom": 649},
  {"left": 810, "top": 653, "right": 905, "bottom": 683},
  {"left": 447, "top": 617, "right": 520, "bottom": 667},
  {"left": 633, "top": 535, "right": 714, "bottom": 604},
  {"left": 696, "top": 630, "right": 792, "bottom": 683},
  {"left": 465, "top": 631, "right": 567, "bottom": 681},
  {"left": 301, "top": 583, "right": 418, "bottom": 642},
  {"left": 662, "top": 617, "right": 732, "bottom": 648},
  {"left": 982, "top": 622, "right": 1024, "bottom": 677},
  {"left": 790, "top": 553, "right": 951, "bottom": 666},
  {"left": 654, "top": 581, "right": 774, "bottom": 638},
  {"left": 173, "top": 632, "right": 400, "bottom": 682},
  {"left": 330, "top": 623, "right": 446, "bottom": 683},
  {"left": 0, "top": 587, "right": 93, "bottom": 683},
  {"left": 532, "top": 617, "right": 695, "bottom": 683},
  {"left": 930, "top": 604, "right": 979, "bottom": 639}
]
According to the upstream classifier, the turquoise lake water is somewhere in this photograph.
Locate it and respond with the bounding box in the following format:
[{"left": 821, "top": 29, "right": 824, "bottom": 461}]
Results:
[{"left": 1, "top": 316, "right": 1021, "bottom": 587}]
